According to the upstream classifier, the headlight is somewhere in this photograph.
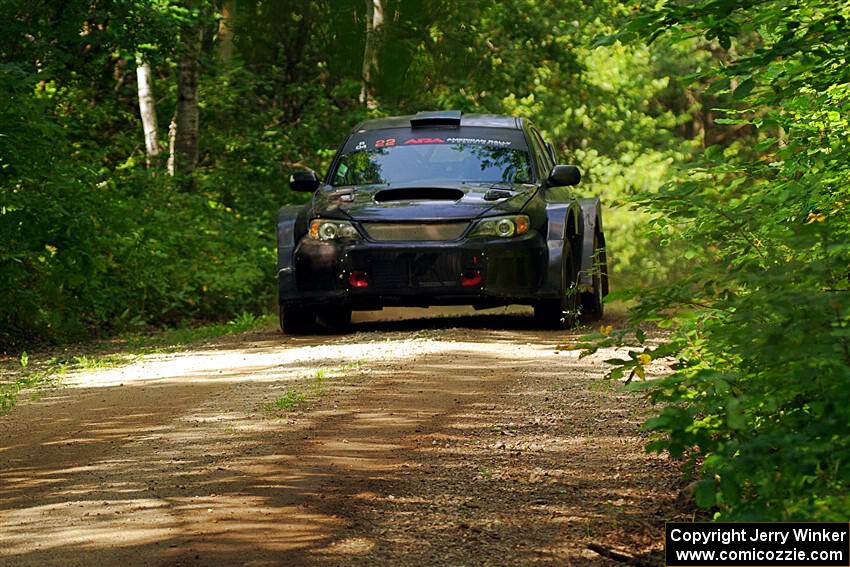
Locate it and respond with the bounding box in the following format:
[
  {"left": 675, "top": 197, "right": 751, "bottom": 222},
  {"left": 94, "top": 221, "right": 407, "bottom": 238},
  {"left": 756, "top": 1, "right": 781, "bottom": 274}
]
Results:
[
  {"left": 469, "top": 215, "right": 530, "bottom": 238},
  {"left": 308, "top": 219, "right": 361, "bottom": 240}
]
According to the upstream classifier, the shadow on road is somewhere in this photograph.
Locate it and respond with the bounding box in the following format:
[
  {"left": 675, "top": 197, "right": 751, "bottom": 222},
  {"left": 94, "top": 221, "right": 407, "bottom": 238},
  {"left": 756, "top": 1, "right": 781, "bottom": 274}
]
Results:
[{"left": 0, "top": 306, "right": 672, "bottom": 567}]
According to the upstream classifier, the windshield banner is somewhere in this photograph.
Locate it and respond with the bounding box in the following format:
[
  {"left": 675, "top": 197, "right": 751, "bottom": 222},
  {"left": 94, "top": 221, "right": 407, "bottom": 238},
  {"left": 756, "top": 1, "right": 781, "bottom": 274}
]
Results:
[{"left": 343, "top": 127, "right": 529, "bottom": 153}]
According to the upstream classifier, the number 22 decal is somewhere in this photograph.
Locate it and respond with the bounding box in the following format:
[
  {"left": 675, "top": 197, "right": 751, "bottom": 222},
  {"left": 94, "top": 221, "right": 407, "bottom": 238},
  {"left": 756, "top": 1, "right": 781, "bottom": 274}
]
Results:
[{"left": 374, "top": 138, "right": 396, "bottom": 148}]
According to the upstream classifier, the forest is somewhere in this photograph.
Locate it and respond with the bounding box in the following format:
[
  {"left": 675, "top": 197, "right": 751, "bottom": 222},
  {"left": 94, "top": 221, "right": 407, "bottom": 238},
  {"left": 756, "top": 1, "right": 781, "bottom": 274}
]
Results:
[{"left": 2, "top": 0, "right": 848, "bottom": 527}]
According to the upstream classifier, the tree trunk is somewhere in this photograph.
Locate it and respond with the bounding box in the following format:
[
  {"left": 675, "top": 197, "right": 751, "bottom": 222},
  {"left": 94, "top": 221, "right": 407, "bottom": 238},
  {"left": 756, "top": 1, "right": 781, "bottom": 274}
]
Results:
[
  {"left": 167, "top": 113, "right": 177, "bottom": 176},
  {"left": 135, "top": 57, "right": 160, "bottom": 166},
  {"left": 359, "top": 0, "right": 383, "bottom": 109},
  {"left": 172, "top": 26, "right": 202, "bottom": 184},
  {"left": 217, "top": 0, "right": 236, "bottom": 63}
]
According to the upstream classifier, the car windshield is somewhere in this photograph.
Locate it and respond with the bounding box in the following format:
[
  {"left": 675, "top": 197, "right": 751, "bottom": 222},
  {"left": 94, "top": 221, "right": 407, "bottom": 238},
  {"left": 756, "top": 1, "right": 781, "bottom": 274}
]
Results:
[{"left": 331, "top": 144, "right": 532, "bottom": 186}]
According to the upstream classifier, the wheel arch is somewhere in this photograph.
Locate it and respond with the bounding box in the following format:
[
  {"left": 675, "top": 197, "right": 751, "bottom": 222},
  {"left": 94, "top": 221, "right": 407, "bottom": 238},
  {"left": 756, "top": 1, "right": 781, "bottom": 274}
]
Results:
[
  {"left": 277, "top": 205, "right": 309, "bottom": 303},
  {"left": 541, "top": 201, "right": 583, "bottom": 296}
]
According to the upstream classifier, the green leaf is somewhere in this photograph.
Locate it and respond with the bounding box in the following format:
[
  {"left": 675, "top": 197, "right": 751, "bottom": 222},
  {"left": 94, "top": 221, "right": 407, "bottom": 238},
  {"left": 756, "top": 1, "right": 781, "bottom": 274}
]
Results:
[
  {"left": 694, "top": 479, "right": 718, "bottom": 508},
  {"left": 726, "top": 398, "right": 746, "bottom": 430},
  {"left": 592, "top": 34, "right": 618, "bottom": 48},
  {"left": 753, "top": 137, "right": 777, "bottom": 152},
  {"left": 720, "top": 474, "right": 742, "bottom": 505},
  {"left": 625, "top": 13, "right": 659, "bottom": 33},
  {"left": 714, "top": 117, "right": 752, "bottom": 125},
  {"left": 733, "top": 78, "right": 756, "bottom": 99},
  {"left": 706, "top": 78, "right": 731, "bottom": 95},
  {"left": 704, "top": 145, "right": 725, "bottom": 161}
]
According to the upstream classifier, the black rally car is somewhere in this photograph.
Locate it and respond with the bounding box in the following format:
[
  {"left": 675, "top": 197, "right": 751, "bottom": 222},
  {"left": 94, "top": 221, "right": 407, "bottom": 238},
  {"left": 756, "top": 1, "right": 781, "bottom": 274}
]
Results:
[{"left": 277, "top": 111, "right": 608, "bottom": 333}]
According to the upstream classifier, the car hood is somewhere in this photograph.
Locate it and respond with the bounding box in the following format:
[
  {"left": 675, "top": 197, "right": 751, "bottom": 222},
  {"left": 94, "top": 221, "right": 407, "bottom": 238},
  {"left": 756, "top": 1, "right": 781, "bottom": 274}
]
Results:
[{"left": 311, "top": 182, "right": 536, "bottom": 222}]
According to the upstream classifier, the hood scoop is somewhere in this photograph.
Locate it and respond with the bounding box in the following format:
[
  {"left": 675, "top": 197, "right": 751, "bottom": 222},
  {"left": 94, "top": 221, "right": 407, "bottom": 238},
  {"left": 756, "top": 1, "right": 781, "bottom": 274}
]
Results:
[
  {"left": 484, "top": 188, "right": 515, "bottom": 201},
  {"left": 374, "top": 187, "right": 464, "bottom": 203}
]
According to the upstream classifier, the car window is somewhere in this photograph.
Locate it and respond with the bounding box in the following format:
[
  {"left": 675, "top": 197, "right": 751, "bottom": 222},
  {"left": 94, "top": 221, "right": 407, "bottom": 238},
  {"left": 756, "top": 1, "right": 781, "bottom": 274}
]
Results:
[
  {"left": 529, "top": 128, "right": 553, "bottom": 172},
  {"left": 331, "top": 143, "right": 533, "bottom": 186}
]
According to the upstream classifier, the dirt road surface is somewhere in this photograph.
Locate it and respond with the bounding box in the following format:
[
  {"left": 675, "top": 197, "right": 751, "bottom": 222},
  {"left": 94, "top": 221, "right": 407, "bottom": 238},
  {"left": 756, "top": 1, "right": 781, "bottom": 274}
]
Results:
[{"left": 0, "top": 308, "right": 682, "bottom": 566}]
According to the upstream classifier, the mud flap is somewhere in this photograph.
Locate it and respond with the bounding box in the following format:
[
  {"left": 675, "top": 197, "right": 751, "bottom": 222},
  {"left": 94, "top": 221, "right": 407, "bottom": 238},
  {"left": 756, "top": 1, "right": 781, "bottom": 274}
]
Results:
[{"left": 576, "top": 198, "right": 608, "bottom": 297}]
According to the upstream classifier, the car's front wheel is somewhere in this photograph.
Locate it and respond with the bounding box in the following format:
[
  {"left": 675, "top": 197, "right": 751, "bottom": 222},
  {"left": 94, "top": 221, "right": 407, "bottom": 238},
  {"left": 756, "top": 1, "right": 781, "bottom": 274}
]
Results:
[
  {"left": 280, "top": 304, "right": 318, "bottom": 335},
  {"left": 316, "top": 306, "right": 352, "bottom": 334},
  {"left": 534, "top": 243, "right": 578, "bottom": 329}
]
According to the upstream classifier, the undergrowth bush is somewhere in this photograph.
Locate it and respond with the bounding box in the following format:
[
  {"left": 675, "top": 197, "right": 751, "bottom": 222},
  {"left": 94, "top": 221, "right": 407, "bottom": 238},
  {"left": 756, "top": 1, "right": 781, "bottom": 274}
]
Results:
[
  {"left": 1, "top": 166, "right": 273, "bottom": 346},
  {"left": 596, "top": 0, "right": 850, "bottom": 520}
]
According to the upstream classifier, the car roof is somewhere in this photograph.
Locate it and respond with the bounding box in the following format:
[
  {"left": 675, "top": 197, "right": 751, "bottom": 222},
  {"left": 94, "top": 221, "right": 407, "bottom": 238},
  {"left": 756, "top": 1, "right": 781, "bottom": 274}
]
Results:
[{"left": 351, "top": 111, "right": 524, "bottom": 133}]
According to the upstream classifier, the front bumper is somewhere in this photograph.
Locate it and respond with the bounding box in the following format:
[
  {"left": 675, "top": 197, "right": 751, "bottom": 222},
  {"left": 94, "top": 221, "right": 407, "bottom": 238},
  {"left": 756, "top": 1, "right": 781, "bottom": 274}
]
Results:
[{"left": 279, "top": 231, "right": 551, "bottom": 308}]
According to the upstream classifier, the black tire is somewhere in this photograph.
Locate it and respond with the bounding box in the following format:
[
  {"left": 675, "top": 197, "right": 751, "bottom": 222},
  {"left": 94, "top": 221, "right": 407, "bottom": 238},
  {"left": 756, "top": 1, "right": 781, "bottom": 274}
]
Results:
[
  {"left": 534, "top": 242, "right": 578, "bottom": 329},
  {"left": 280, "top": 304, "right": 317, "bottom": 335},
  {"left": 579, "top": 231, "right": 605, "bottom": 324},
  {"left": 533, "top": 299, "right": 563, "bottom": 328},
  {"left": 316, "top": 306, "right": 353, "bottom": 334}
]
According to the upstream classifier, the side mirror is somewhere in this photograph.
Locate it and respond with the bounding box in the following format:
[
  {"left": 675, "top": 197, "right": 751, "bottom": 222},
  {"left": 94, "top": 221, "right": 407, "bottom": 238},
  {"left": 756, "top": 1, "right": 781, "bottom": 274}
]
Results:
[
  {"left": 547, "top": 164, "right": 581, "bottom": 187},
  {"left": 289, "top": 170, "right": 321, "bottom": 192}
]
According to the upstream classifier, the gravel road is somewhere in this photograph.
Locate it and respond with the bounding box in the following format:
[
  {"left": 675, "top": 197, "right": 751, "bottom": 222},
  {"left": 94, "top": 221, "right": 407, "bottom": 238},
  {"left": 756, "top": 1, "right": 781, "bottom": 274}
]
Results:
[{"left": 0, "top": 307, "right": 682, "bottom": 566}]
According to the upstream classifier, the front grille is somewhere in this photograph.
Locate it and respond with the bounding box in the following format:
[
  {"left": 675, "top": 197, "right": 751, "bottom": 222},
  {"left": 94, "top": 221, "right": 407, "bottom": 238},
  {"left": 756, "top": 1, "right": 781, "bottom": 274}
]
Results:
[
  {"left": 361, "top": 222, "right": 469, "bottom": 242},
  {"left": 351, "top": 251, "right": 468, "bottom": 290},
  {"left": 371, "top": 257, "right": 410, "bottom": 288}
]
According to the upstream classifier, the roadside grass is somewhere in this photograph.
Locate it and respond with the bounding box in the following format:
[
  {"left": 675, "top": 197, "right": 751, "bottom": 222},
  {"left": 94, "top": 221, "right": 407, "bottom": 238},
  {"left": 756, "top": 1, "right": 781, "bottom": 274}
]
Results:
[
  {"left": 0, "top": 367, "right": 58, "bottom": 415},
  {"left": 262, "top": 361, "right": 367, "bottom": 415},
  {"left": 263, "top": 390, "right": 306, "bottom": 412},
  {"left": 0, "top": 311, "right": 276, "bottom": 416},
  {"left": 108, "top": 311, "right": 276, "bottom": 357}
]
